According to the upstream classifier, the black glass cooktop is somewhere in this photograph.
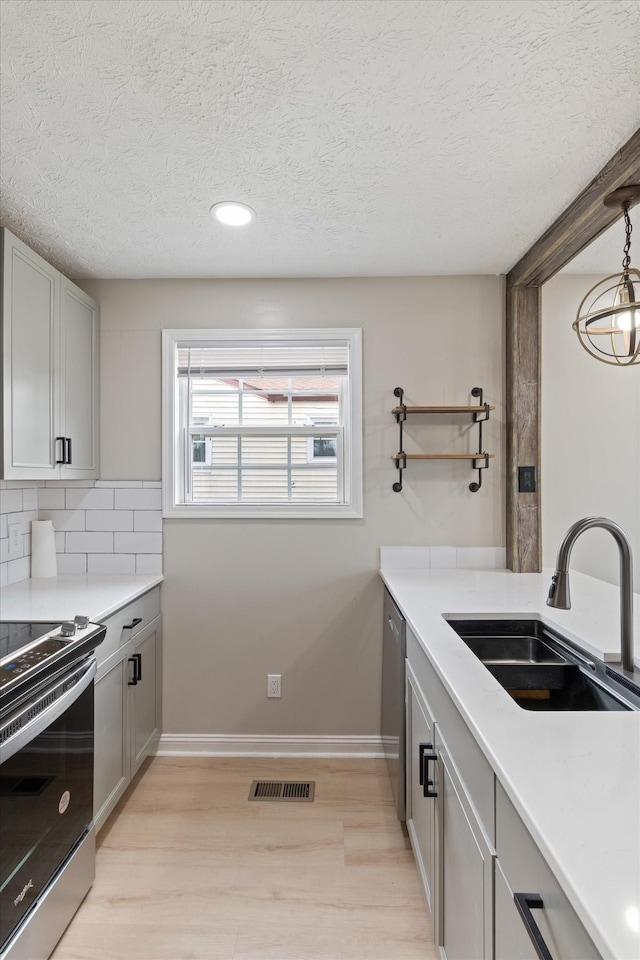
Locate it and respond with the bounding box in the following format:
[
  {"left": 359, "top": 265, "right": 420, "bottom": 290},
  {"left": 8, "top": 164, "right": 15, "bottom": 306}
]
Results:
[{"left": 0, "top": 623, "right": 60, "bottom": 661}]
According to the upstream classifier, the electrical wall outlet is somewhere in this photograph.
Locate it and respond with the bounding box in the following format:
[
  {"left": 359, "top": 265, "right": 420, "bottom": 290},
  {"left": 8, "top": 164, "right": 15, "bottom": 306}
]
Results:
[
  {"left": 267, "top": 674, "right": 281, "bottom": 698},
  {"left": 8, "top": 523, "right": 22, "bottom": 558}
]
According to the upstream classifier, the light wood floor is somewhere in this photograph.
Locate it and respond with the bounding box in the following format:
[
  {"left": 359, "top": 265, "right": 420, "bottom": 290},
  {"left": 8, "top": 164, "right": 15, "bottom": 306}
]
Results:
[{"left": 51, "top": 757, "right": 436, "bottom": 960}]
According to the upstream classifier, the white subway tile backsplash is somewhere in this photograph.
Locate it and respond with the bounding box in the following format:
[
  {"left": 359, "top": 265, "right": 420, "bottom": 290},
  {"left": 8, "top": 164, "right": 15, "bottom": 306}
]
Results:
[
  {"left": 114, "top": 532, "right": 162, "bottom": 554},
  {"left": 22, "top": 488, "right": 38, "bottom": 511},
  {"left": 114, "top": 488, "right": 162, "bottom": 511},
  {"left": 134, "top": 511, "right": 162, "bottom": 532},
  {"left": 57, "top": 553, "right": 88, "bottom": 574},
  {"left": 39, "top": 510, "right": 86, "bottom": 531},
  {"left": 456, "top": 547, "right": 506, "bottom": 569},
  {"left": 88, "top": 553, "right": 136, "bottom": 575},
  {"left": 135, "top": 554, "right": 163, "bottom": 575},
  {"left": 0, "top": 480, "right": 163, "bottom": 587},
  {"left": 66, "top": 488, "right": 115, "bottom": 510},
  {"left": 86, "top": 510, "right": 134, "bottom": 532},
  {"left": 0, "top": 489, "right": 23, "bottom": 514},
  {"left": 46, "top": 480, "right": 94, "bottom": 487},
  {"left": 7, "top": 557, "right": 30, "bottom": 584},
  {"left": 38, "top": 488, "right": 66, "bottom": 510},
  {"left": 66, "top": 532, "right": 114, "bottom": 553},
  {"left": 10, "top": 511, "right": 39, "bottom": 533},
  {"left": 379, "top": 547, "right": 431, "bottom": 569},
  {"left": 95, "top": 480, "right": 143, "bottom": 488},
  {"left": 430, "top": 546, "right": 458, "bottom": 569},
  {"left": 381, "top": 545, "right": 507, "bottom": 572}
]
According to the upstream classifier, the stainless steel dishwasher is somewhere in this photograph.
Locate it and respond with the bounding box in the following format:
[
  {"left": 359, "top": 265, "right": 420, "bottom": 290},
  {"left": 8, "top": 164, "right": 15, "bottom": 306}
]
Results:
[{"left": 381, "top": 588, "right": 406, "bottom": 820}]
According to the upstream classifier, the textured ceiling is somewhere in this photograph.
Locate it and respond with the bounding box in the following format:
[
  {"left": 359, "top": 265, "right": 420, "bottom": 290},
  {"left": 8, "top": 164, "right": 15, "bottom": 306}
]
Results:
[{"left": 1, "top": 0, "right": 639, "bottom": 279}]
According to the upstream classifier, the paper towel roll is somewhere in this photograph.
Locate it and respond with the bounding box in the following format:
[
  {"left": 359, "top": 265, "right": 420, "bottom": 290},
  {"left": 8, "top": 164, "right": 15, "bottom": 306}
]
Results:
[{"left": 31, "top": 520, "right": 57, "bottom": 578}]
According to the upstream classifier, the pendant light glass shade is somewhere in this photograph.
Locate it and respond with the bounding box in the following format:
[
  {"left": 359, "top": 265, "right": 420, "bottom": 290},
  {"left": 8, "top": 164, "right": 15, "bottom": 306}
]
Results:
[
  {"left": 573, "top": 189, "right": 639, "bottom": 366},
  {"left": 573, "top": 268, "right": 640, "bottom": 366}
]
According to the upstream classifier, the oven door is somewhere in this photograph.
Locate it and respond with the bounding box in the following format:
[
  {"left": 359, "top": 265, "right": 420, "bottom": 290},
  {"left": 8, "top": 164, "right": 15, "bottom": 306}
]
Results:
[{"left": 0, "top": 658, "right": 96, "bottom": 951}]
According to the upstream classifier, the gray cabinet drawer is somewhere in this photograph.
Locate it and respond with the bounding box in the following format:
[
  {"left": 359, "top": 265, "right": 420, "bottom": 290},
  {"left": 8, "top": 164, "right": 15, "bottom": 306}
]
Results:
[
  {"left": 495, "top": 781, "right": 601, "bottom": 960},
  {"left": 407, "top": 626, "right": 495, "bottom": 842},
  {"left": 95, "top": 587, "right": 160, "bottom": 669}
]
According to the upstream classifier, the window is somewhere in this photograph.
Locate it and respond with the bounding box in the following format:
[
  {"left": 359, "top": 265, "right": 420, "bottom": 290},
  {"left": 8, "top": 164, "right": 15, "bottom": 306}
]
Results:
[
  {"left": 306, "top": 418, "right": 338, "bottom": 462},
  {"left": 162, "top": 328, "right": 363, "bottom": 518}
]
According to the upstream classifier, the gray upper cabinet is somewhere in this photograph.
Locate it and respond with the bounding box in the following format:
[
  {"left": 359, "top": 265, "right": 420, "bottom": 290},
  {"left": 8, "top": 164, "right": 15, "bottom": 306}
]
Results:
[{"left": 1, "top": 228, "right": 99, "bottom": 480}]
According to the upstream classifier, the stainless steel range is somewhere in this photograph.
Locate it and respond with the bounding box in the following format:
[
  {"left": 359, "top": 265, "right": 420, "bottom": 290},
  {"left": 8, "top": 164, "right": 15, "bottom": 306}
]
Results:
[{"left": 0, "top": 618, "right": 106, "bottom": 960}]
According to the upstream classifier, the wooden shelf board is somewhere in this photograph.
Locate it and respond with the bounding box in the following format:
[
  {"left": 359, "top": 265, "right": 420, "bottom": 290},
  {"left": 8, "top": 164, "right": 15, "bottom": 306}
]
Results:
[
  {"left": 392, "top": 453, "right": 494, "bottom": 461},
  {"left": 392, "top": 405, "right": 495, "bottom": 414}
]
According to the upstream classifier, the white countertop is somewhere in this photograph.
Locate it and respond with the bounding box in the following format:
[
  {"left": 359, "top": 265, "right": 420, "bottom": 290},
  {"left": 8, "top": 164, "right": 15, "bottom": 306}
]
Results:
[
  {"left": 380, "top": 566, "right": 640, "bottom": 960},
  {"left": 0, "top": 574, "right": 163, "bottom": 623}
]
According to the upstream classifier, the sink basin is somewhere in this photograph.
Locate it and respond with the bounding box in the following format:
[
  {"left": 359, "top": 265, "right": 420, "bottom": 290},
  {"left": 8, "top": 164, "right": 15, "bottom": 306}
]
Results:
[
  {"left": 445, "top": 618, "right": 639, "bottom": 712},
  {"left": 460, "top": 635, "right": 566, "bottom": 665}
]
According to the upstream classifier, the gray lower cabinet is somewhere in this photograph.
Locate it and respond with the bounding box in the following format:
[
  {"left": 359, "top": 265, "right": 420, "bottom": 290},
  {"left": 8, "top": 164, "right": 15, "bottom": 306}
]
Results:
[
  {"left": 406, "top": 645, "right": 494, "bottom": 960},
  {"left": 495, "top": 781, "right": 601, "bottom": 960},
  {"left": 440, "top": 748, "right": 493, "bottom": 960},
  {"left": 130, "top": 620, "right": 162, "bottom": 778},
  {"left": 406, "top": 666, "right": 437, "bottom": 914},
  {"left": 94, "top": 653, "right": 129, "bottom": 831},
  {"left": 403, "top": 621, "right": 602, "bottom": 960},
  {"left": 494, "top": 860, "right": 541, "bottom": 960},
  {"left": 93, "top": 588, "right": 162, "bottom": 832}
]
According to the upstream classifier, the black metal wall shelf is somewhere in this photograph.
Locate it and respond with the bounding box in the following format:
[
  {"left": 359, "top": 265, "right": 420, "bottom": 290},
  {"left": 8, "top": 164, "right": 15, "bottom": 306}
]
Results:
[{"left": 391, "top": 386, "right": 494, "bottom": 493}]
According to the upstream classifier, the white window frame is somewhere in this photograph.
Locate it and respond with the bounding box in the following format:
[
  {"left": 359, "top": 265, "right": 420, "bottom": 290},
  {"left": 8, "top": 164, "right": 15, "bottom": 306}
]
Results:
[{"left": 162, "top": 328, "right": 363, "bottom": 519}]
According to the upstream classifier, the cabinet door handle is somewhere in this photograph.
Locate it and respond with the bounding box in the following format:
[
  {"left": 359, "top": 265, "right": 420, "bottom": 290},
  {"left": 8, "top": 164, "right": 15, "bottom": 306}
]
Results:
[
  {"left": 133, "top": 652, "right": 142, "bottom": 682},
  {"left": 127, "top": 655, "right": 138, "bottom": 685},
  {"left": 56, "top": 437, "right": 66, "bottom": 464},
  {"left": 418, "top": 742, "right": 438, "bottom": 797},
  {"left": 123, "top": 617, "right": 143, "bottom": 631},
  {"left": 513, "top": 893, "right": 554, "bottom": 960},
  {"left": 65, "top": 437, "right": 72, "bottom": 464}
]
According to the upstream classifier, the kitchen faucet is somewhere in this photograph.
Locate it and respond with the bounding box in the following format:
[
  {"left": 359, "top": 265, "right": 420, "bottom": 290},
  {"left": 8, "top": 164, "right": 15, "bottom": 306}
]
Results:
[{"left": 547, "top": 517, "right": 635, "bottom": 673}]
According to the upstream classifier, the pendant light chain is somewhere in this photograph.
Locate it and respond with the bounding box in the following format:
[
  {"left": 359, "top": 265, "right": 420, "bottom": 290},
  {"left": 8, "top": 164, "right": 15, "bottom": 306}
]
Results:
[{"left": 622, "top": 202, "right": 632, "bottom": 273}]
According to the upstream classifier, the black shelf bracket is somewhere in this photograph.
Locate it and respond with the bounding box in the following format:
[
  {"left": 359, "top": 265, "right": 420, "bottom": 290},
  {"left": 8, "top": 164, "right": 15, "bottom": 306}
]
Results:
[
  {"left": 391, "top": 385, "right": 492, "bottom": 493},
  {"left": 392, "top": 387, "right": 407, "bottom": 491},
  {"left": 469, "top": 386, "right": 491, "bottom": 492}
]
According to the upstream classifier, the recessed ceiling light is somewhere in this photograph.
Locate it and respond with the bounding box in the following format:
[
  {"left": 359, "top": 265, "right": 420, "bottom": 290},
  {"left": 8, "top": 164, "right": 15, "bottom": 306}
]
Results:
[{"left": 210, "top": 201, "right": 255, "bottom": 226}]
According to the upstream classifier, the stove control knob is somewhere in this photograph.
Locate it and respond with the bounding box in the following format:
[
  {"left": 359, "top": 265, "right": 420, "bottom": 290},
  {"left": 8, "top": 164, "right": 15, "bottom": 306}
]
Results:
[
  {"left": 60, "top": 622, "right": 76, "bottom": 638},
  {"left": 74, "top": 615, "right": 89, "bottom": 629}
]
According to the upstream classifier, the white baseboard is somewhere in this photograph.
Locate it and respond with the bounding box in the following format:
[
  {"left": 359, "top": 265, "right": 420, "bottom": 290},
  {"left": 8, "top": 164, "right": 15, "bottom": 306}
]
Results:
[{"left": 157, "top": 733, "right": 385, "bottom": 759}]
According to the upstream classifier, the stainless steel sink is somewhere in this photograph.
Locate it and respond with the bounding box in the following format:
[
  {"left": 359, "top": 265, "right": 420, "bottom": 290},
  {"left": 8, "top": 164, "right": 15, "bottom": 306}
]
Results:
[
  {"left": 461, "top": 635, "right": 566, "bottom": 665},
  {"left": 445, "top": 618, "right": 640, "bottom": 712}
]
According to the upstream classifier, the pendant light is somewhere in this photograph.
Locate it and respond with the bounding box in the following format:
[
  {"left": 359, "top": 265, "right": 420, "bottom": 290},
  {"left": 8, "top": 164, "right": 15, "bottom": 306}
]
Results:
[{"left": 573, "top": 185, "right": 640, "bottom": 366}]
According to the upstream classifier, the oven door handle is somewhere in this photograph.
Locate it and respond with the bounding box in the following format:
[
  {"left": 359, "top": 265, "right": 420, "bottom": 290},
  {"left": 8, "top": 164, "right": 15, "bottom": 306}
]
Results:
[{"left": 0, "top": 658, "right": 97, "bottom": 764}]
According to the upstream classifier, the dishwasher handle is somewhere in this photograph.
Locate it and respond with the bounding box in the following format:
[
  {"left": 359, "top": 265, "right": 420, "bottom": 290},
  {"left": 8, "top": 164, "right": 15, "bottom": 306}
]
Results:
[{"left": 387, "top": 615, "right": 401, "bottom": 640}]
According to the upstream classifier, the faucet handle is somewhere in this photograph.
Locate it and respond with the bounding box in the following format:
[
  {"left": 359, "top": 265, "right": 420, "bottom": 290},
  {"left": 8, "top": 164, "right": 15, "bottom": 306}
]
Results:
[{"left": 547, "top": 571, "right": 571, "bottom": 609}]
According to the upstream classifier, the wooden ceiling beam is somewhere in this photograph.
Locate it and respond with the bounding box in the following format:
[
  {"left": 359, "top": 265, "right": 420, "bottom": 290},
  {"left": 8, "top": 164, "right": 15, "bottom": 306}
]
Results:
[
  {"left": 507, "top": 128, "right": 640, "bottom": 288},
  {"left": 505, "top": 127, "right": 640, "bottom": 573}
]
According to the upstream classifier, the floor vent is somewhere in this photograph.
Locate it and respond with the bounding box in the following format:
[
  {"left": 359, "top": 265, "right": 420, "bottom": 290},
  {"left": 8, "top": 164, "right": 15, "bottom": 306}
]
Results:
[{"left": 248, "top": 780, "right": 315, "bottom": 802}]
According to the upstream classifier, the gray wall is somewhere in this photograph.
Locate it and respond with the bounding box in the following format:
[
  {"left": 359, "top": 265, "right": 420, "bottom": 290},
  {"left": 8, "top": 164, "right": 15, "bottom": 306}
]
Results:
[
  {"left": 542, "top": 273, "right": 640, "bottom": 592},
  {"left": 82, "top": 277, "right": 504, "bottom": 737}
]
